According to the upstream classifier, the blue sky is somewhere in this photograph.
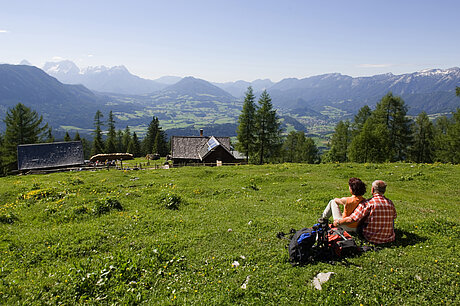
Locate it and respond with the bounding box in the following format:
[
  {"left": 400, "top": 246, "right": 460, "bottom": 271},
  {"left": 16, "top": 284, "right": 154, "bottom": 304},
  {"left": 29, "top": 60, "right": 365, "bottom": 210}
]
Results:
[{"left": 1, "top": 0, "right": 459, "bottom": 82}]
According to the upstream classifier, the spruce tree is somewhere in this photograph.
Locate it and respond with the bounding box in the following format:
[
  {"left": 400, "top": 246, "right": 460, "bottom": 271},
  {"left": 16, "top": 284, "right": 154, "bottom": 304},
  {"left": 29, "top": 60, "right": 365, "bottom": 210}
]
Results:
[
  {"left": 153, "top": 128, "right": 168, "bottom": 156},
  {"left": 116, "top": 129, "right": 123, "bottom": 152},
  {"left": 236, "top": 86, "right": 257, "bottom": 163},
  {"left": 352, "top": 105, "right": 372, "bottom": 137},
  {"left": 449, "top": 109, "right": 460, "bottom": 163},
  {"left": 81, "top": 138, "right": 91, "bottom": 160},
  {"left": 105, "top": 111, "right": 117, "bottom": 153},
  {"left": 128, "top": 132, "right": 141, "bottom": 157},
  {"left": 46, "top": 127, "right": 55, "bottom": 143},
  {"left": 282, "top": 131, "right": 298, "bottom": 162},
  {"left": 294, "top": 131, "right": 306, "bottom": 163},
  {"left": 304, "top": 137, "right": 319, "bottom": 164},
  {"left": 74, "top": 131, "right": 81, "bottom": 141},
  {"left": 456, "top": 86, "right": 460, "bottom": 97},
  {"left": 142, "top": 116, "right": 159, "bottom": 155},
  {"left": 325, "top": 120, "right": 351, "bottom": 162},
  {"left": 254, "top": 90, "right": 282, "bottom": 164},
  {"left": 1, "top": 103, "right": 48, "bottom": 172},
  {"left": 91, "top": 110, "right": 104, "bottom": 156},
  {"left": 64, "top": 131, "right": 71, "bottom": 142},
  {"left": 282, "top": 131, "right": 318, "bottom": 163},
  {"left": 433, "top": 116, "right": 451, "bottom": 162},
  {"left": 122, "top": 126, "right": 132, "bottom": 153},
  {"left": 348, "top": 121, "right": 388, "bottom": 163},
  {"left": 372, "top": 93, "right": 413, "bottom": 161},
  {"left": 409, "top": 112, "right": 435, "bottom": 163}
]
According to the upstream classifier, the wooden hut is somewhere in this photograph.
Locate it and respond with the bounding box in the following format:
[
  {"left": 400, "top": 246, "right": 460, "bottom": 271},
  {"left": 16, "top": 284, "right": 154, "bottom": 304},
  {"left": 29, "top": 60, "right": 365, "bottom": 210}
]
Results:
[{"left": 17, "top": 141, "right": 84, "bottom": 171}]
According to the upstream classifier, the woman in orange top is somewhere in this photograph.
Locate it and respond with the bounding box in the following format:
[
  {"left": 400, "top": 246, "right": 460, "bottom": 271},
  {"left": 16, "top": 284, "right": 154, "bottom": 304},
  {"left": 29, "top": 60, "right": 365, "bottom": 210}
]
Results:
[{"left": 321, "top": 177, "right": 366, "bottom": 232}]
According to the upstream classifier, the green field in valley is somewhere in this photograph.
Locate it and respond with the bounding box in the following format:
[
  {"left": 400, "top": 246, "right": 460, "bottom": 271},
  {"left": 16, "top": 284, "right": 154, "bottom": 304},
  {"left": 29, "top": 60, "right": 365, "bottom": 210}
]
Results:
[{"left": 0, "top": 163, "right": 459, "bottom": 304}]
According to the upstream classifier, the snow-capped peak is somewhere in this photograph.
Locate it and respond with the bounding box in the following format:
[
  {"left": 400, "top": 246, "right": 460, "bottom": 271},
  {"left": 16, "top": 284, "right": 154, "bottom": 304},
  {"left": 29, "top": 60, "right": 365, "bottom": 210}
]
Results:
[{"left": 43, "top": 60, "right": 80, "bottom": 75}]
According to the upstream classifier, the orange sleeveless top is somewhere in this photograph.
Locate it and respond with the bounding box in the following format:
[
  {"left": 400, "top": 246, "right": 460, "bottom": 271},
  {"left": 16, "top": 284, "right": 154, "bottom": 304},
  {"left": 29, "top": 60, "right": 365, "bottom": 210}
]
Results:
[{"left": 343, "top": 195, "right": 364, "bottom": 228}]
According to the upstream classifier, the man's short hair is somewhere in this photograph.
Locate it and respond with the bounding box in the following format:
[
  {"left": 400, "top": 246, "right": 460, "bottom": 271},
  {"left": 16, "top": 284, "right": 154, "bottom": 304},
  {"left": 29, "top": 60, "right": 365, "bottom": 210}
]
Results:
[{"left": 372, "top": 180, "right": 387, "bottom": 194}]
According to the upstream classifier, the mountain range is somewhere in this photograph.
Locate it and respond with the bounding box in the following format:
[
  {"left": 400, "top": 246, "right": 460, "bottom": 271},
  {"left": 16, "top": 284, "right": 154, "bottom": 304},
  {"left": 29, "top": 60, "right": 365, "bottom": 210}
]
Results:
[
  {"left": 1, "top": 62, "right": 459, "bottom": 137},
  {"left": 268, "top": 68, "right": 460, "bottom": 115},
  {"left": 42, "top": 60, "right": 168, "bottom": 95},
  {"left": 41, "top": 60, "right": 460, "bottom": 115}
]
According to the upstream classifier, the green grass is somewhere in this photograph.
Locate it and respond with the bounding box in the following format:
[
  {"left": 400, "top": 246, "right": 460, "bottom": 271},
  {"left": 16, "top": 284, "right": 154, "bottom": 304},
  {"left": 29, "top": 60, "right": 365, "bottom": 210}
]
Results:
[{"left": 0, "top": 163, "right": 459, "bottom": 304}]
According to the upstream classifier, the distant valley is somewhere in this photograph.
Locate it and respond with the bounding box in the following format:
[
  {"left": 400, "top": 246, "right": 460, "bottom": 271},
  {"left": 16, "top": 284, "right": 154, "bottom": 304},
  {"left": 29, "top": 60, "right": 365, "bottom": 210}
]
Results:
[{"left": 1, "top": 61, "right": 459, "bottom": 142}]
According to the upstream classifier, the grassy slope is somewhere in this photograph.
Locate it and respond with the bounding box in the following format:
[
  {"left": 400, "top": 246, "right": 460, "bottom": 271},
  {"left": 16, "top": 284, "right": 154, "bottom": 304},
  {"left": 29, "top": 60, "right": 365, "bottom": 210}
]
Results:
[{"left": 0, "top": 163, "right": 459, "bottom": 304}]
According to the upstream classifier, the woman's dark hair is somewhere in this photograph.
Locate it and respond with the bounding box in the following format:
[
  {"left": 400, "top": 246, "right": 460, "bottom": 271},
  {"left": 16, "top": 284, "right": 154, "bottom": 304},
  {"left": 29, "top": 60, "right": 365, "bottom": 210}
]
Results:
[{"left": 348, "top": 177, "right": 366, "bottom": 196}]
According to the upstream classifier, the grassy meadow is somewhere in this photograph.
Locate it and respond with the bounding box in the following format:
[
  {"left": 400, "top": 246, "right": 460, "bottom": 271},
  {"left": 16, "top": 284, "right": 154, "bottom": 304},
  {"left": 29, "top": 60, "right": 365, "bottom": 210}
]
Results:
[{"left": 0, "top": 163, "right": 459, "bottom": 304}]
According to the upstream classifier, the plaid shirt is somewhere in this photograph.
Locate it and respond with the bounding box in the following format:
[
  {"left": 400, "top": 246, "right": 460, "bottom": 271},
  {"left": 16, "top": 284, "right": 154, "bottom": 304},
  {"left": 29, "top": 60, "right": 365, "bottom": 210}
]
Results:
[{"left": 349, "top": 193, "right": 397, "bottom": 244}]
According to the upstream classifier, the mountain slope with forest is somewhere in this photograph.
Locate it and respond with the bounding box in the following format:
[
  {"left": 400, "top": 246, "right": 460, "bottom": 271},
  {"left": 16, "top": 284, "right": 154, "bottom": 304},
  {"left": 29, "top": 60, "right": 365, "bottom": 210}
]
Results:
[{"left": 0, "top": 64, "right": 109, "bottom": 129}]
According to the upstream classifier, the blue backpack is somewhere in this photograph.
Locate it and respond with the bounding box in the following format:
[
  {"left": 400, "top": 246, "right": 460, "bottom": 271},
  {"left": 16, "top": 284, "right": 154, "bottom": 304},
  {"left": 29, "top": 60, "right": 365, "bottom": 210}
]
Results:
[{"left": 288, "top": 228, "right": 317, "bottom": 265}]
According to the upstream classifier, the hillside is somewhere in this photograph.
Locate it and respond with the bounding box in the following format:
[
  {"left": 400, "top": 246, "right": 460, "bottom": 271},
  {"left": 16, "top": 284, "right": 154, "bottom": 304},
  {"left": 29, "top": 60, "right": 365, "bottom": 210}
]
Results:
[
  {"left": 268, "top": 68, "right": 460, "bottom": 115},
  {"left": 158, "top": 76, "right": 236, "bottom": 101},
  {"left": 213, "top": 79, "right": 274, "bottom": 98},
  {"left": 0, "top": 64, "right": 109, "bottom": 129},
  {"left": 0, "top": 163, "right": 458, "bottom": 304}
]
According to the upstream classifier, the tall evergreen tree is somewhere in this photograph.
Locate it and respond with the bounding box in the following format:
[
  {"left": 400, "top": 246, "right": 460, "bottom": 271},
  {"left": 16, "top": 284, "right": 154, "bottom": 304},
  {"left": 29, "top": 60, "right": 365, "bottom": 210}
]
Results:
[
  {"left": 153, "top": 128, "right": 168, "bottom": 156},
  {"left": 282, "top": 131, "right": 318, "bottom": 163},
  {"left": 448, "top": 109, "right": 460, "bottom": 163},
  {"left": 46, "top": 127, "right": 54, "bottom": 143},
  {"left": 348, "top": 120, "right": 388, "bottom": 163},
  {"left": 409, "top": 112, "right": 435, "bottom": 163},
  {"left": 122, "top": 126, "right": 132, "bottom": 153},
  {"left": 433, "top": 116, "right": 451, "bottom": 162},
  {"left": 282, "top": 131, "right": 299, "bottom": 162},
  {"left": 128, "top": 132, "right": 141, "bottom": 157},
  {"left": 304, "top": 137, "right": 319, "bottom": 164},
  {"left": 236, "top": 86, "right": 257, "bottom": 162},
  {"left": 352, "top": 105, "right": 372, "bottom": 137},
  {"left": 142, "top": 116, "right": 159, "bottom": 155},
  {"left": 254, "top": 90, "right": 282, "bottom": 164},
  {"left": 105, "top": 111, "right": 117, "bottom": 153},
  {"left": 91, "top": 110, "right": 104, "bottom": 156},
  {"left": 64, "top": 131, "right": 71, "bottom": 142},
  {"left": 372, "top": 93, "right": 413, "bottom": 161},
  {"left": 73, "top": 131, "right": 81, "bottom": 141},
  {"left": 456, "top": 86, "right": 460, "bottom": 97},
  {"left": 116, "top": 129, "right": 123, "bottom": 152},
  {"left": 324, "top": 120, "right": 351, "bottom": 162},
  {"left": 1, "top": 103, "right": 48, "bottom": 172}
]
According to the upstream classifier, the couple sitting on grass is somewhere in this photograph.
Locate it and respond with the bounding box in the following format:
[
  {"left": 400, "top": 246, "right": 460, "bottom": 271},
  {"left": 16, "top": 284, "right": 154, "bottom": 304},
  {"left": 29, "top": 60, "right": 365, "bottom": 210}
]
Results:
[{"left": 321, "top": 178, "right": 397, "bottom": 245}]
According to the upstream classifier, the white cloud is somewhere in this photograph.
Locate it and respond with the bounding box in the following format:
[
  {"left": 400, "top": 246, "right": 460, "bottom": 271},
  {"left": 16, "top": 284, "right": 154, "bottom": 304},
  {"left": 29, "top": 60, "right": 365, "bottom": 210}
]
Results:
[
  {"left": 357, "top": 64, "right": 393, "bottom": 68},
  {"left": 0, "top": 30, "right": 9, "bottom": 33},
  {"left": 87, "top": 54, "right": 94, "bottom": 57}
]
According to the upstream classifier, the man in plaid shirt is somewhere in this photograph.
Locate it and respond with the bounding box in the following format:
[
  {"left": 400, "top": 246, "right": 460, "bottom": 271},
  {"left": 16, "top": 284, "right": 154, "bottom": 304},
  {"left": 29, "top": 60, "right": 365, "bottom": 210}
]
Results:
[{"left": 332, "top": 180, "right": 397, "bottom": 244}]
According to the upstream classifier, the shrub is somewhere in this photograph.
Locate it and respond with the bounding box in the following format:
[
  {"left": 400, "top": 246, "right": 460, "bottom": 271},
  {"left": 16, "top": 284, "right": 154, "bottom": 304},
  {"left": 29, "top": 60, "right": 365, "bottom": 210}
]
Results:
[
  {"left": 156, "top": 192, "right": 184, "bottom": 210},
  {"left": 0, "top": 211, "right": 18, "bottom": 224},
  {"left": 72, "top": 205, "right": 90, "bottom": 216},
  {"left": 92, "top": 198, "right": 123, "bottom": 216}
]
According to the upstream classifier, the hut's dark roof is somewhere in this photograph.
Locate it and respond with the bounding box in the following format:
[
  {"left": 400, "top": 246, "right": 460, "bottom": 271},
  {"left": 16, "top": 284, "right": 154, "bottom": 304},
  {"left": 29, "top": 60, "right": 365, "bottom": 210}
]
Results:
[
  {"left": 171, "top": 136, "right": 231, "bottom": 160},
  {"left": 17, "top": 141, "right": 84, "bottom": 170}
]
